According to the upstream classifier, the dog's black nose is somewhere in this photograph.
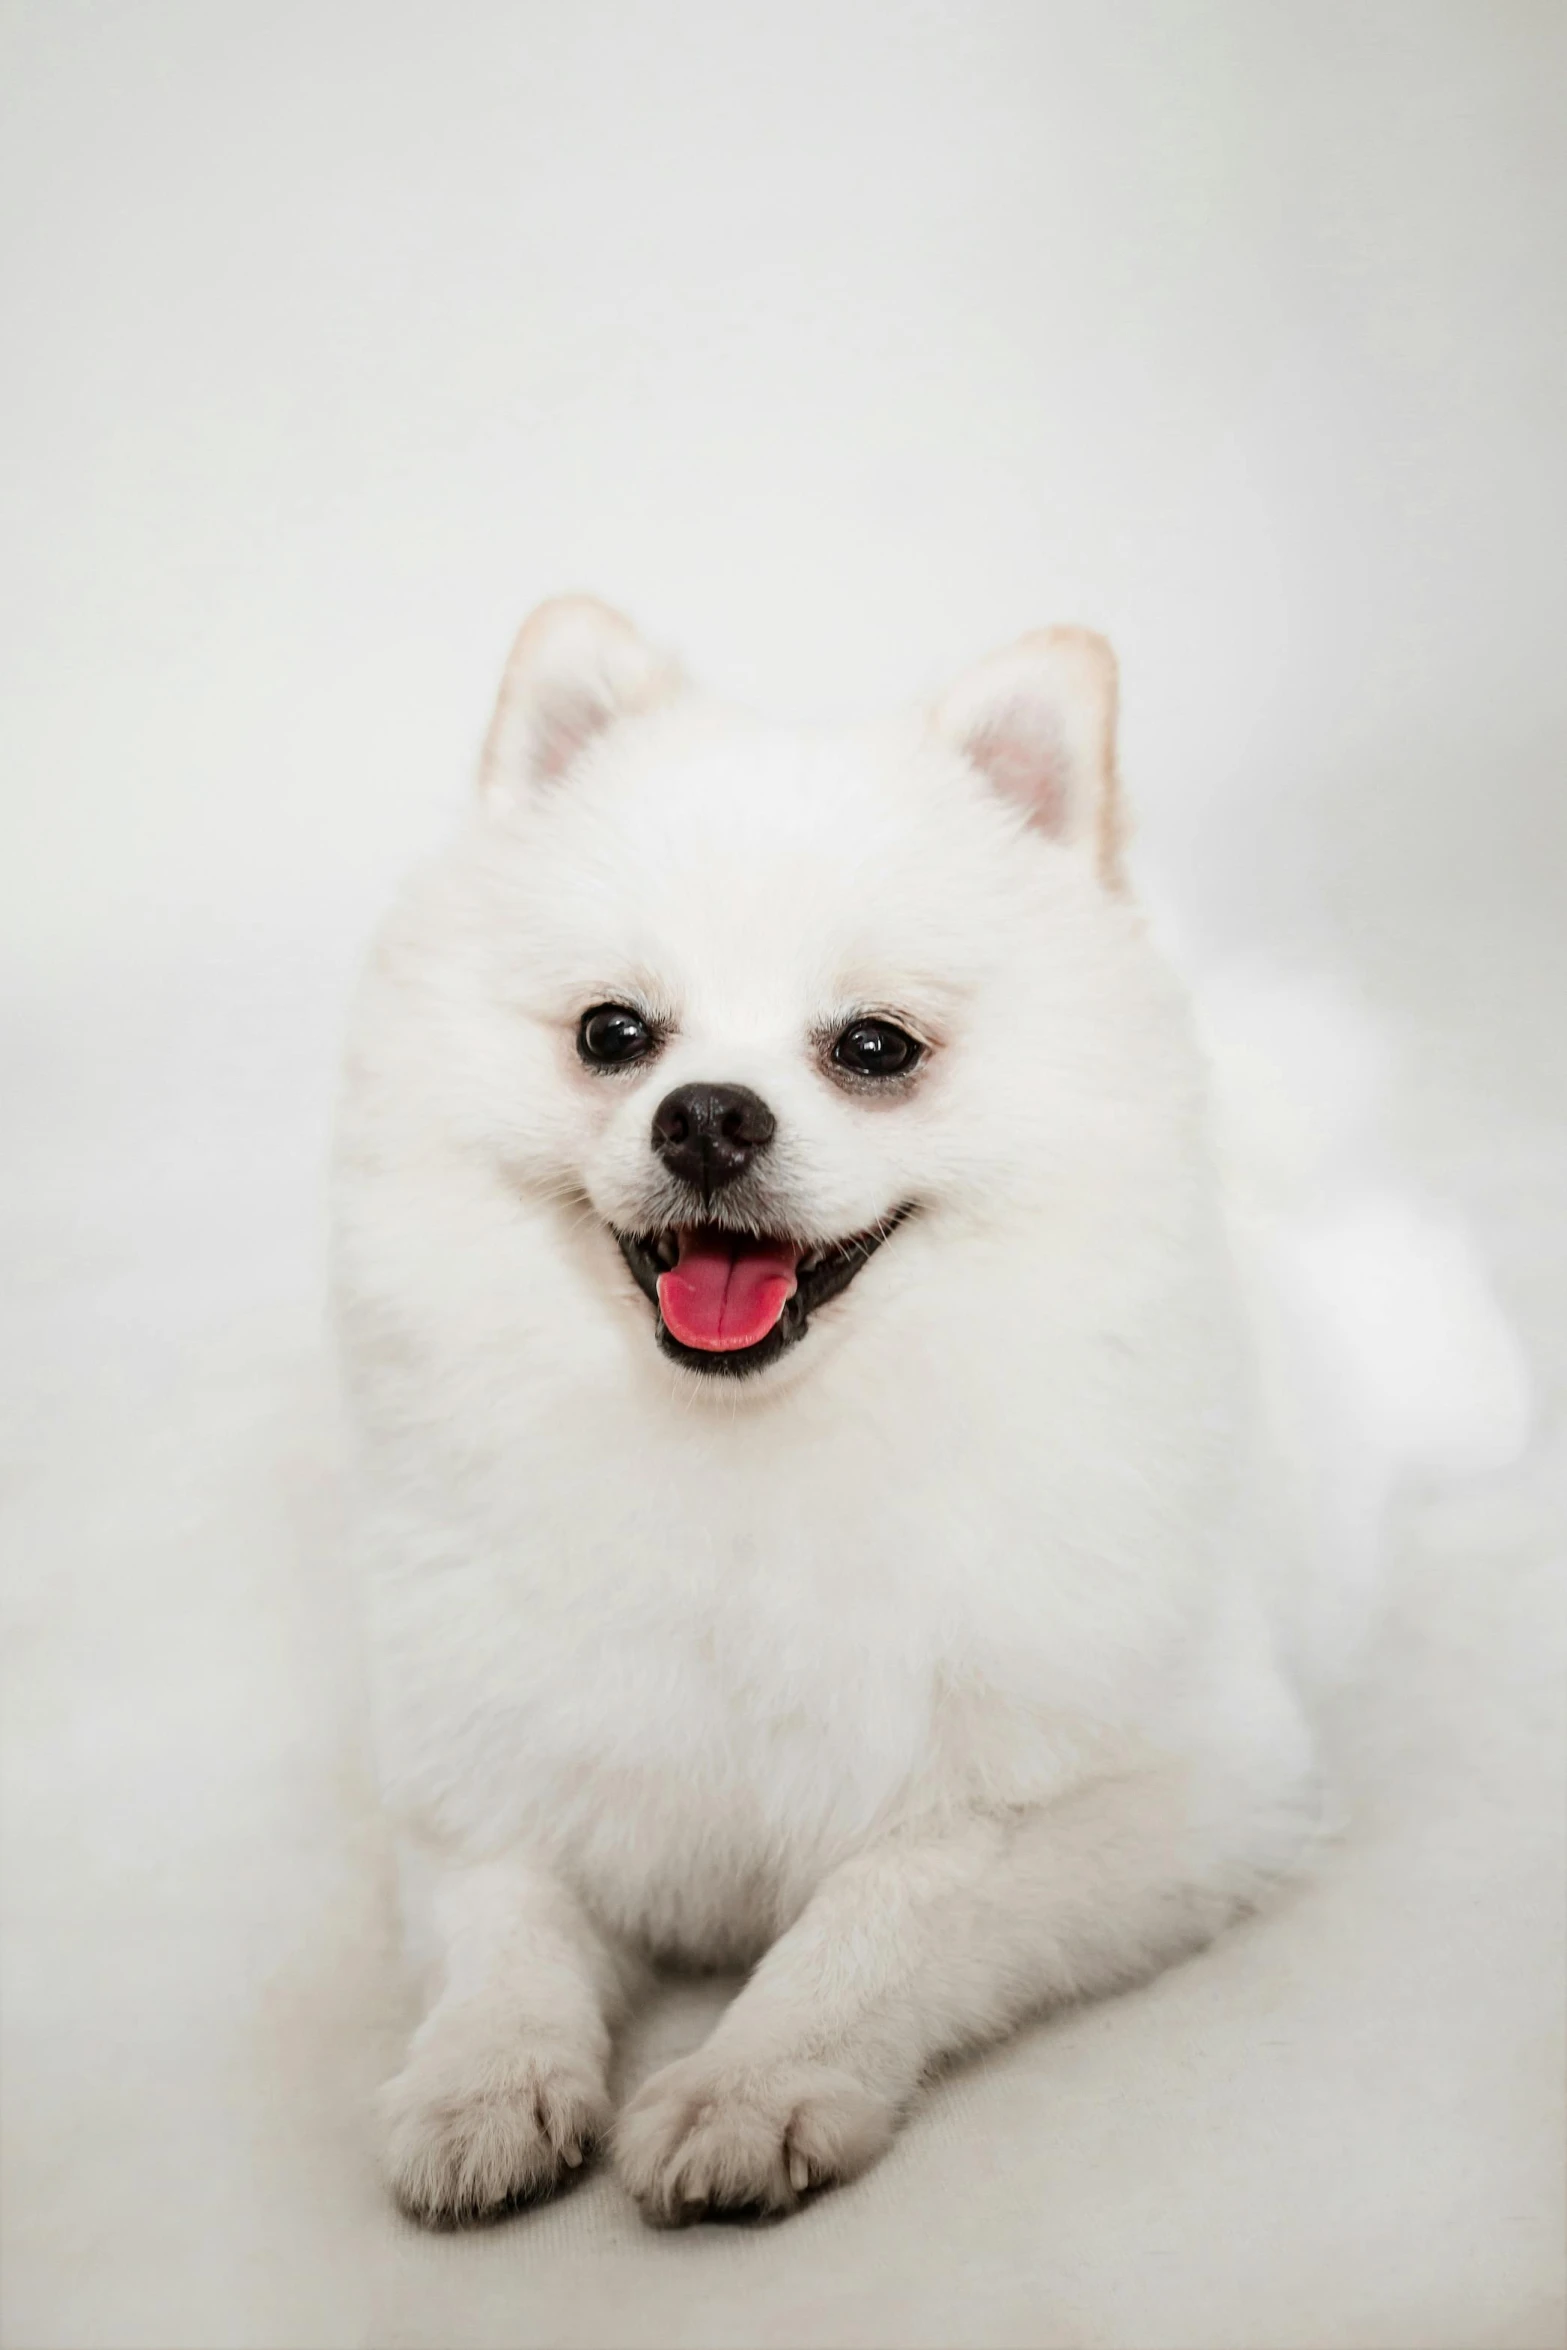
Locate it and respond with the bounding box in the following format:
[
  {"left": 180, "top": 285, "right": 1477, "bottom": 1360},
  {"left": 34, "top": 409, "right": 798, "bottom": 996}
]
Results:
[{"left": 651, "top": 1083, "right": 776, "bottom": 1197}]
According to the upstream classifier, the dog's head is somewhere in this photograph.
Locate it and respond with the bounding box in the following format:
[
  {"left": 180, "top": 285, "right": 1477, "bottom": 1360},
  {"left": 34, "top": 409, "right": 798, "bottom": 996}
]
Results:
[{"left": 417, "top": 597, "right": 1188, "bottom": 1387}]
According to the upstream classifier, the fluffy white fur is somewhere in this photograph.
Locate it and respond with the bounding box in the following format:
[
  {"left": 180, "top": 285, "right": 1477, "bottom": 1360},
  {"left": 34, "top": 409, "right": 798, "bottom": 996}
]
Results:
[{"left": 331, "top": 598, "right": 1522, "bottom": 2228}]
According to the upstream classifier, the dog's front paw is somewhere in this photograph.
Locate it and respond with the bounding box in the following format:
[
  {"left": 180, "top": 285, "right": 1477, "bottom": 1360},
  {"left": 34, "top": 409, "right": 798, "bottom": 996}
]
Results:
[
  {"left": 615, "top": 2053, "right": 896, "bottom": 2225},
  {"left": 381, "top": 2028, "right": 609, "bottom": 2226}
]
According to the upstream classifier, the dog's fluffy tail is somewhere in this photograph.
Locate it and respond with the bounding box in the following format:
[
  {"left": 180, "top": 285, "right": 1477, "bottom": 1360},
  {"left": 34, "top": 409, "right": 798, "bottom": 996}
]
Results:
[
  {"left": 1190, "top": 962, "right": 1532, "bottom": 1689},
  {"left": 1195, "top": 964, "right": 1531, "bottom": 1480}
]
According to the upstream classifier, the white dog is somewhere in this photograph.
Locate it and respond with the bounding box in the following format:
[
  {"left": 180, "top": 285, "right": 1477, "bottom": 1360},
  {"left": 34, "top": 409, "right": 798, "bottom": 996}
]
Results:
[{"left": 331, "top": 598, "right": 1519, "bottom": 2227}]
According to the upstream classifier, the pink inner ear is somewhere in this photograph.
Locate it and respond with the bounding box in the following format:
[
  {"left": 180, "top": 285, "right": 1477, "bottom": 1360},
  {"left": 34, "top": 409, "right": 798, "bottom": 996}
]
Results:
[
  {"left": 970, "top": 701, "right": 1068, "bottom": 835},
  {"left": 533, "top": 687, "right": 610, "bottom": 783}
]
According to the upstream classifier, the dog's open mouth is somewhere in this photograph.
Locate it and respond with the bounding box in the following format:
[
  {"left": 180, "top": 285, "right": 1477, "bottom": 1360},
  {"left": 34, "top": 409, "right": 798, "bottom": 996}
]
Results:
[{"left": 615, "top": 1213, "right": 910, "bottom": 1377}]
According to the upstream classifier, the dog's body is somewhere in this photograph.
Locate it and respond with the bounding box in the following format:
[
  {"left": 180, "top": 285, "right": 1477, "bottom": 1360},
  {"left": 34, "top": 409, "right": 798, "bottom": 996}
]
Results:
[{"left": 332, "top": 602, "right": 1474, "bottom": 2224}]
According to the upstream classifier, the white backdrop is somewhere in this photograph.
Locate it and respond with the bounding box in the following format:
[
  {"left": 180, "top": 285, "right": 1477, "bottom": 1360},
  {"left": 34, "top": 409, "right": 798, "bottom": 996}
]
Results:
[
  {"left": 5, "top": 2, "right": 1564, "bottom": 968},
  {"left": 2, "top": 9, "right": 1563, "bottom": 2348}
]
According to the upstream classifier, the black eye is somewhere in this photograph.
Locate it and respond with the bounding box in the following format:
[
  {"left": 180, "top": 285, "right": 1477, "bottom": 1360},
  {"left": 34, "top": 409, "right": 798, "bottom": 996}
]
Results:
[
  {"left": 578, "top": 1004, "right": 657, "bottom": 1068},
  {"left": 831, "top": 1019, "right": 922, "bottom": 1080}
]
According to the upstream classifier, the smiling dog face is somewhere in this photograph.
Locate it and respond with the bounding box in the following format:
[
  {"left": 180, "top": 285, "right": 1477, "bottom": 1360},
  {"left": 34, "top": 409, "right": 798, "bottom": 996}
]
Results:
[{"left": 355, "top": 598, "right": 1187, "bottom": 1394}]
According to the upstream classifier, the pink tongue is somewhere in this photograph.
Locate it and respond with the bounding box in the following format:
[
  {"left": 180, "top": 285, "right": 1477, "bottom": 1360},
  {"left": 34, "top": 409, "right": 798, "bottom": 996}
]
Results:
[{"left": 658, "top": 1230, "right": 800, "bottom": 1353}]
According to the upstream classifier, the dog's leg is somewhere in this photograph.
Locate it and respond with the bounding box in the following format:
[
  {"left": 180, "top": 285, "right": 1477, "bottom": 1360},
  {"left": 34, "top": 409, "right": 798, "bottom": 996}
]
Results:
[
  {"left": 381, "top": 1849, "right": 632, "bottom": 2224},
  {"left": 616, "top": 1758, "right": 1313, "bottom": 2222}
]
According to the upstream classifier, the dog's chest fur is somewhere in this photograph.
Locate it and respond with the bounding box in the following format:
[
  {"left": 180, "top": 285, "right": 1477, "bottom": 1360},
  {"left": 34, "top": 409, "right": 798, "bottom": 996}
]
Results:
[
  {"left": 371, "top": 1487, "right": 928, "bottom": 1956},
  {"left": 359, "top": 1233, "right": 1245, "bottom": 1962}
]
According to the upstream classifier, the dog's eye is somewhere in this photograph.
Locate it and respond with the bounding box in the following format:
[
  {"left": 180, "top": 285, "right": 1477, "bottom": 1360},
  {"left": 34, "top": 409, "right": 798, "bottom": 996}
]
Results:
[
  {"left": 578, "top": 1004, "right": 657, "bottom": 1068},
  {"left": 831, "top": 1019, "right": 922, "bottom": 1080}
]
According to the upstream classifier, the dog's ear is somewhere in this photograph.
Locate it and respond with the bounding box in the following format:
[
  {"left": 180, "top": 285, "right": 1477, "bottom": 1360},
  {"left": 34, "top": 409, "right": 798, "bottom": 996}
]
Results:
[
  {"left": 935, "top": 627, "right": 1123, "bottom": 887},
  {"left": 480, "top": 597, "right": 684, "bottom": 799}
]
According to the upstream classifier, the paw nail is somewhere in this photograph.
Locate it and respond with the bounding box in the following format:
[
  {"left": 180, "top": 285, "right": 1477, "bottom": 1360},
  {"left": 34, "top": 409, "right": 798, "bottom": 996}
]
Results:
[{"left": 788, "top": 2150, "right": 810, "bottom": 2192}]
